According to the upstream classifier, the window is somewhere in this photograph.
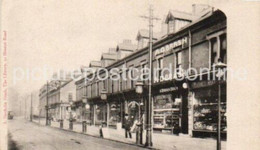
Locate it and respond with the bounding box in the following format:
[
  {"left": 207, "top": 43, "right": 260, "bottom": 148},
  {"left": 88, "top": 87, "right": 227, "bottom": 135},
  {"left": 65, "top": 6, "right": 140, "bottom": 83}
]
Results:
[
  {"left": 91, "top": 83, "right": 93, "bottom": 97},
  {"left": 111, "top": 77, "right": 114, "bottom": 93},
  {"left": 176, "top": 51, "right": 182, "bottom": 69},
  {"left": 68, "top": 93, "right": 73, "bottom": 102},
  {"left": 210, "top": 38, "right": 218, "bottom": 65},
  {"left": 208, "top": 32, "right": 227, "bottom": 67},
  {"left": 175, "top": 51, "right": 183, "bottom": 78},
  {"left": 96, "top": 81, "right": 99, "bottom": 96},
  {"left": 130, "top": 69, "right": 134, "bottom": 89},
  {"left": 157, "top": 57, "right": 163, "bottom": 80},
  {"left": 103, "top": 80, "right": 106, "bottom": 90},
  {"left": 168, "top": 20, "right": 174, "bottom": 34},
  {"left": 141, "top": 63, "right": 148, "bottom": 83},
  {"left": 138, "top": 38, "right": 144, "bottom": 49},
  {"left": 119, "top": 73, "right": 122, "bottom": 91},
  {"left": 220, "top": 34, "right": 227, "bottom": 64}
]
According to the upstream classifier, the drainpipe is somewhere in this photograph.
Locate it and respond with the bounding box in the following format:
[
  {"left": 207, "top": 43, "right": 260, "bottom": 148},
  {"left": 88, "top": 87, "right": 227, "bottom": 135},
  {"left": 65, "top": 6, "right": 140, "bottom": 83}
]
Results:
[{"left": 188, "top": 30, "right": 192, "bottom": 70}]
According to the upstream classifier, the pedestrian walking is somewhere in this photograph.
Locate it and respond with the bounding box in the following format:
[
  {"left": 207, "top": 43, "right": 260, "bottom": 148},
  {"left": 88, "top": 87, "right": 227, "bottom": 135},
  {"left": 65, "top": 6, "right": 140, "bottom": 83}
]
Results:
[{"left": 124, "top": 114, "right": 132, "bottom": 139}]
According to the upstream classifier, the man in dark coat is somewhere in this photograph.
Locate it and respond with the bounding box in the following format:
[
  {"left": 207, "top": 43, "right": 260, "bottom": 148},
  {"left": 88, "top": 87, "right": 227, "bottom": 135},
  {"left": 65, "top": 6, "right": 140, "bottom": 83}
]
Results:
[{"left": 124, "top": 114, "right": 132, "bottom": 138}]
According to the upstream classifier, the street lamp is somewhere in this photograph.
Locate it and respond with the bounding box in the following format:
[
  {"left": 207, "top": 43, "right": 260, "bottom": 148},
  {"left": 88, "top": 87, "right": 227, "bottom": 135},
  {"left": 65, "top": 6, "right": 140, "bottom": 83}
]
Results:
[
  {"left": 213, "top": 58, "right": 227, "bottom": 150},
  {"left": 100, "top": 89, "right": 108, "bottom": 101},
  {"left": 69, "top": 101, "right": 74, "bottom": 130},
  {"left": 135, "top": 80, "right": 144, "bottom": 145},
  {"left": 100, "top": 89, "right": 107, "bottom": 136},
  {"left": 82, "top": 97, "right": 88, "bottom": 133}
]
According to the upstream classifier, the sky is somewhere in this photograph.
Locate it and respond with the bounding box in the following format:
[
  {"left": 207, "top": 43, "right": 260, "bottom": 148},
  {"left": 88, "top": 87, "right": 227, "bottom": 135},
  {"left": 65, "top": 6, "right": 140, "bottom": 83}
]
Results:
[{"left": 3, "top": 0, "right": 213, "bottom": 96}]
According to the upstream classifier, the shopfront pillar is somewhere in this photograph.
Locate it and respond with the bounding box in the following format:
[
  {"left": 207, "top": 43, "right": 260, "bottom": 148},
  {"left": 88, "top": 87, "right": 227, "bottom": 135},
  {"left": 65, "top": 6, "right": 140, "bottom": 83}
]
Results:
[
  {"left": 107, "top": 103, "right": 110, "bottom": 127},
  {"left": 59, "top": 105, "right": 62, "bottom": 120},
  {"left": 93, "top": 105, "right": 96, "bottom": 126},
  {"left": 188, "top": 92, "right": 194, "bottom": 136}
]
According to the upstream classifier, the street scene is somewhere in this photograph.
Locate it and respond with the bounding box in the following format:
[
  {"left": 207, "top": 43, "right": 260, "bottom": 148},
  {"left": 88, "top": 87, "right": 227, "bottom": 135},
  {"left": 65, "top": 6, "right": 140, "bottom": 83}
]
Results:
[
  {"left": 6, "top": 1, "right": 229, "bottom": 150},
  {"left": 8, "top": 117, "right": 145, "bottom": 150}
]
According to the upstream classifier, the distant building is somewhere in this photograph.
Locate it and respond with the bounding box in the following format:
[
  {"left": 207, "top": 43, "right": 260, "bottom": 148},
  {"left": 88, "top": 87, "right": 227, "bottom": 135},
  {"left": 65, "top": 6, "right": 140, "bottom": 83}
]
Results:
[{"left": 39, "top": 78, "right": 76, "bottom": 121}]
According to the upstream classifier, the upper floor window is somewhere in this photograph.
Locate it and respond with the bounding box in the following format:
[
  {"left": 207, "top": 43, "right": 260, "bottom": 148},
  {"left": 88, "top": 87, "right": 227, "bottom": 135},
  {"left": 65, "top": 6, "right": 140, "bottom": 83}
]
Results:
[
  {"left": 209, "top": 33, "right": 227, "bottom": 67},
  {"left": 210, "top": 38, "right": 218, "bottom": 66},
  {"left": 141, "top": 63, "right": 148, "bottom": 83},
  {"left": 96, "top": 81, "right": 99, "bottom": 96},
  {"left": 68, "top": 92, "right": 73, "bottom": 102},
  {"left": 111, "top": 77, "right": 114, "bottom": 93},
  {"left": 119, "top": 73, "right": 123, "bottom": 91},
  {"left": 130, "top": 69, "right": 134, "bottom": 89},
  {"left": 103, "top": 80, "right": 106, "bottom": 90},
  {"left": 175, "top": 51, "right": 183, "bottom": 78},
  {"left": 176, "top": 51, "right": 182, "bottom": 70},
  {"left": 157, "top": 57, "right": 164, "bottom": 80},
  {"left": 220, "top": 34, "right": 227, "bottom": 64},
  {"left": 168, "top": 20, "right": 174, "bottom": 34}
]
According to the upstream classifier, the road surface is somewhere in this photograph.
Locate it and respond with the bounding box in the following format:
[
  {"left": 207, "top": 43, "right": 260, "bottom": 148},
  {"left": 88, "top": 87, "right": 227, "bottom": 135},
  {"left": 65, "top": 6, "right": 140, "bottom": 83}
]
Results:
[{"left": 8, "top": 118, "right": 145, "bottom": 150}]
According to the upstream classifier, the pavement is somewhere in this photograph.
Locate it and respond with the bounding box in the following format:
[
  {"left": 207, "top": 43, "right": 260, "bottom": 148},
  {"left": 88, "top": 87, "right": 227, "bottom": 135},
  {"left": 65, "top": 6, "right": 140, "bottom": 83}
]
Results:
[
  {"left": 31, "top": 117, "right": 226, "bottom": 150},
  {"left": 8, "top": 117, "right": 146, "bottom": 150}
]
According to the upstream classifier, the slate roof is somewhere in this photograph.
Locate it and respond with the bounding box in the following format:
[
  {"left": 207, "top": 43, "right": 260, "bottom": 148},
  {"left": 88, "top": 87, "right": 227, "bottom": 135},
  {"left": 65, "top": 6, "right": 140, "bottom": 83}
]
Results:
[
  {"left": 117, "top": 43, "right": 137, "bottom": 51},
  {"left": 101, "top": 53, "right": 118, "bottom": 60},
  {"left": 89, "top": 61, "right": 101, "bottom": 67},
  {"left": 136, "top": 29, "right": 162, "bottom": 40},
  {"left": 165, "top": 10, "right": 196, "bottom": 23}
]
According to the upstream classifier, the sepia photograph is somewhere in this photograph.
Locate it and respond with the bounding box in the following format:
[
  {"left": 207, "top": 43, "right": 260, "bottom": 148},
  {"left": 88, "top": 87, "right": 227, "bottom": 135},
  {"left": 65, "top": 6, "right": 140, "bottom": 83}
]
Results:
[{"left": 1, "top": 0, "right": 259, "bottom": 150}]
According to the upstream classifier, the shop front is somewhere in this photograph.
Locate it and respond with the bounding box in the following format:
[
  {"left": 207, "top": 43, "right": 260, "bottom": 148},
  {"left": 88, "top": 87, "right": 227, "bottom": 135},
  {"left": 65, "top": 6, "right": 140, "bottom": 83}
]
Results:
[
  {"left": 108, "top": 101, "right": 121, "bottom": 128},
  {"left": 190, "top": 80, "right": 227, "bottom": 138},
  {"left": 95, "top": 103, "right": 107, "bottom": 126},
  {"left": 152, "top": 81, "right": 189, "bottom": 134}
]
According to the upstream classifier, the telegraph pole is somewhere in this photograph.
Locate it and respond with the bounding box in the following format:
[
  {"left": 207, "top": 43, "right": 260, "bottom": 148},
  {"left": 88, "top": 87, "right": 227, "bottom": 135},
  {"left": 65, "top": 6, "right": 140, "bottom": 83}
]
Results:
[
  {"left": 46, "top": 81, "right": 49, "bottom": 126},
  {"left": 140, "top": 5, "right": 160, "bottom": 147},
  {"left": 24, "top": 97, "right": 27, "bottom": 119},
  {"left": 30, "top": 93, "right": 33, "bottom": 122}
]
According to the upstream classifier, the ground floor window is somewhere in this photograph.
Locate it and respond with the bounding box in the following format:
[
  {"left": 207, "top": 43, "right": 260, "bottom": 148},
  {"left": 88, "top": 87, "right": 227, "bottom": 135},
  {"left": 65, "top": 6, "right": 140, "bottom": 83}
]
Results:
[
  {"left": 153, "top": 94, "right": 181, "bottom": 129},
  {"left": 193, "top": 85, "right": 227, "bottom": 132},
  {"left": 109, "top": 102, "right": 121, "bottom": 126},
  {"left": 95, "top": 104, "right": 107, "bottom": 125}
]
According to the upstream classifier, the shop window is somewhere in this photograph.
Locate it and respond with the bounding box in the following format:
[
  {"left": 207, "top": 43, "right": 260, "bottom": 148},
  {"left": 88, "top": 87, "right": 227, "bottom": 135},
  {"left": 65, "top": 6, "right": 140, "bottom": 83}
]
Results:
[
  {"left": 193, "top": 87, "right": 227, "bottom": 133},
  {"left": 153, "top": 94, "right": 181, "bottom": 129}
]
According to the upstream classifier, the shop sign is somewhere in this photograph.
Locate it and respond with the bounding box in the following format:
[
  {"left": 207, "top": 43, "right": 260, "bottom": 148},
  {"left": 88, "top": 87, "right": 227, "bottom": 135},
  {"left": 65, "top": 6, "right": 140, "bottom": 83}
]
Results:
[
  {"left": 159, "top": 87, "right": 178, "bottom": 93},
  {"left": 154, "top": 37, "right": 188, "bottom": 56},
  {"left": 191, "top": 80, "right": 217, "bottom": 89}
]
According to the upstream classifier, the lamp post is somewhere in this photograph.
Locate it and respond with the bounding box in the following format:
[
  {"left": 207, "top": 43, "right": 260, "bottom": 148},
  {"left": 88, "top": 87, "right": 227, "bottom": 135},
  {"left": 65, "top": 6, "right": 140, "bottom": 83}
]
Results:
[
  {"left": 101, "top": 89, "right": 107, "bottom": 101},
  {"left": 135, "top": 81, "right": 144, "bottom": 145},
  {"left": 213, "top": 58, "right": 227, "bottom": 150},
  {"left": 82, "top": 97, "right": 89, "bottom": 133},
  {"left": 100, "top": 89, "right": 107, "bottom": 137},
  {"left": 100, "top": 89, "right": 108, "bottom": 126},
  {"left": 46, "top": 81, "right": 49, "bottom": 126},
  {"left": 69, "top": 101, "right": 74, "bottom": 130}
]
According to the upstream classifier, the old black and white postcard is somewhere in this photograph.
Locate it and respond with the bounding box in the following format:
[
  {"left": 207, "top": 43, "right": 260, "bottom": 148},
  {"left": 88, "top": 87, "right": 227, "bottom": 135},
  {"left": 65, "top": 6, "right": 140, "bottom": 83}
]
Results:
[{"left": 0, "top": 0, "right": 259, "bottom": 150}]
